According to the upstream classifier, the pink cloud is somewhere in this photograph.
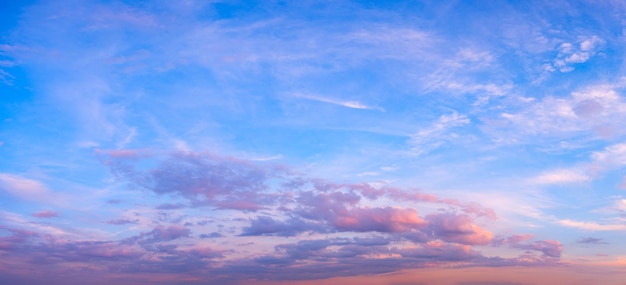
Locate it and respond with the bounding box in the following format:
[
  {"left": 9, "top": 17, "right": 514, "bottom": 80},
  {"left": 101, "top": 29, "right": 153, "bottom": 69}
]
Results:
[
  {"left": 215, "top": 199, "right": 263, "bottom": 211},
  {"left": 398, "top": 241, "right": 478, "bottom": 261},
  {"left": 90, "top": 150, "right": 568, "bottom": 283},
  {"left": 425, "top": 213, "right": 493, "bottom": 245},
  {"left": 32, "top": 210, "right": 58, "bottom": 218},
  {"left": 0, "top": 173, "right": 55, "bottom": 202},
  {"left": 95, "top": 148, "right": 151, "bottom": 158},
  {"left": 505, "top": 234, "right": 535, "bottom": 244},
  {"left": 386, "top": 188, "right": 497, "bottom": 219},
  {"left": 334, "top": 207, "right": 425, "bottom": 232}
]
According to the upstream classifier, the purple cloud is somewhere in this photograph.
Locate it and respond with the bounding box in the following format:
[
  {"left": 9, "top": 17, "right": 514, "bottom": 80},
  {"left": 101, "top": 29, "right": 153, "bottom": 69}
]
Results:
[
  {"left": 122, "top": 225, "right": 191, "bottom": 245},
  {"left": 240, "top": 216, "right": 325, "bottom": 236},
  {"left": 103, "top": 152, "right": 288, "bottom": 211},
  {"left": 577, "top": 237, "right": 608, "bottom": 244},
  {"left": 512, "top": 240, "right": 563, "bottom": 258},
  {"left": 84, "top": 150, "right": 569, "bottom": 282},
  {"left": 199, "top": 232, "right": 222, "bottom": 238},
  {"left": 106, "top": 218, "right": 138, "bottom": 225}
]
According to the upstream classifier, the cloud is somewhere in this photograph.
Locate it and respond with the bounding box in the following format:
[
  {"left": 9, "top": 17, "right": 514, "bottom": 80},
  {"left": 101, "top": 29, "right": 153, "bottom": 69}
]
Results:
[
  {"left": 240, "top": 216, "right": 324, "bottom": 237},
  {"left": 530, "top": 168, "right": 590, "bottom": 185},
  {"left": 397, "top": 241, "right": 479, "bottom": 261},
  {"left": 425, "top": 213, "right": 493, "bottom": 245},
  {"left": 577, "top": 237, "right": 608, "bottom": 244},
  {"left": 548, "top": 36, "right": 604, "bottom": 73},
  {"left": 104, "top": 152, "right": 284, "bottom": 211},
  {"left": 334, "top": 207, "right": 426, "bottom": 233},
  {"left": 559, "top": 219, "right": 626, "bottom": 231},
  {"left": 32, "top": 211, "right": 58, "bottom": 218},
  {"left": 103, "top": 151, "right": 500, "bottom": 238},
  {"left": 591, "top": 143, "right": 626, "bottom": 168},
  {"left": 294, "top": 189, "right": 427, "bottom": 233},
  {"left": 199, "top": 232, "right": 222, "bottom": 239},
  {"left": 94, "top": 148, "right": 151, "bottom": 159},
  {"left": 294, "top": 93, "right": 384, "bottom": 111},
  {"left": 0, "top": 173, "right": 59, "bottom": 203},
  {"left": 513, "top": 240, "right": 563, "bottom": 258},
  {"left": 155, "top": 203, "right": 187, "bottom": 210},
  {"left": 87, "top": 150, "right": 566, "bottom": 282},
  {"left": 492, "top": 85, "right": 626, "bottom": 141},
  {"left": 146, "top": 225, "right": 191, "bottom": 242},
  {"left": 106, "top": 218, "right": 138, "bottom": 225},
  {"left": 410, "top": 112, "right": 470, "bottom": 156},
  {"left": 493, "top": 234, "right": 534, "bottom": 246},
  {"left": 526, "top": 142, "right": 626, "bottom": 188}
]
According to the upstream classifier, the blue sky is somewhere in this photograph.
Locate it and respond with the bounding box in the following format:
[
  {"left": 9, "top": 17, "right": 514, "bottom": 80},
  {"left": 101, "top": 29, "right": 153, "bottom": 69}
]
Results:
[{"left": 1, "top": 1, "right": 626, "bottom": 284}]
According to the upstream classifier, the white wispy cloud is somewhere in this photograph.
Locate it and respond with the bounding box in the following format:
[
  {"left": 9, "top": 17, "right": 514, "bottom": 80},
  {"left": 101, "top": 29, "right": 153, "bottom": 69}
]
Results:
[
  {"left": 422, "top": 47, "right": 513, "bottom": 105},
  {"left": 559, "top": 219, "right": 626, "bottom": 231},
  {"left": 294, "top": 93, "right": 384, "bottom": 111},
  {"left": 0, "top": 173, "right": 55, "bottom": 202},
  {"left": 547, "top": 36, "right": 604, "bottom": 73},
  {"left": 591, "top": 143, "right": 626, "bottom": 167},
  {"left": 492, "top": 84, "right": 626, "bottom": 142},
  {"left": 531, "top": 168, "right": 590, "bottom": 185},
  {"left": 410, "top": 111, "right": 470, "bottom": 156},
  {"left": 250, "top": 155, "right": 283, "bottom": 161}
]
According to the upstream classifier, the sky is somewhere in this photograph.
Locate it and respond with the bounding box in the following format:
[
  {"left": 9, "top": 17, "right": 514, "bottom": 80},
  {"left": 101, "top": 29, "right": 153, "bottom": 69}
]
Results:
[{"left": 1, "top": 0, "right": 626, "bottom": 284}]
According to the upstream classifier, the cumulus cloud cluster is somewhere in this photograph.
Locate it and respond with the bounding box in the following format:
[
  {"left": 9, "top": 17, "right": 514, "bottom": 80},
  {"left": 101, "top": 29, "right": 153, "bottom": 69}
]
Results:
[
  {"left": 7, "top": 151, "right": 554, "bottom": 282},
  {"left": 0, "top": 151, "right": 566, "bottom": 284}
]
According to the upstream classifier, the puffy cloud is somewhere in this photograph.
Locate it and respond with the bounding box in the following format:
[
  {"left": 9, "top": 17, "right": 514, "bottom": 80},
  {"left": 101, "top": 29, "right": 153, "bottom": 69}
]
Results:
[
  {"left": 104, "top": 152, "right": 287, "bottom": 211},
  {"left": 294, "top": 189, "right": 425, "bottom": 233},
  {"left": 147, "top": 154, "right": 267, "bottom": 198},
  {"left": 387, "top": 188, "right": 497, "bottom": 220},
  {"left": 425, "top": 213, "right": 493, "bottom": 245},
  {"left": 548, "top": 36, "right": 604, "bottom": 73},
  {"left": 492, "top": 234, "right": 562, "bottom": 258},
  {"left": 89, "top": 150, "right": 565, "bottom": 282},
  {"left": 147, "top": 225, "right": 191, "bottom": 242},
  {"left": 513, "top": 240, "right": 563, "bottom": 258},
  {"left": 240, "top": 216, "right": 325, "bottom": 237},
  {"left": 334, "top": 207, "right": 426, "bottom": 233}
]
